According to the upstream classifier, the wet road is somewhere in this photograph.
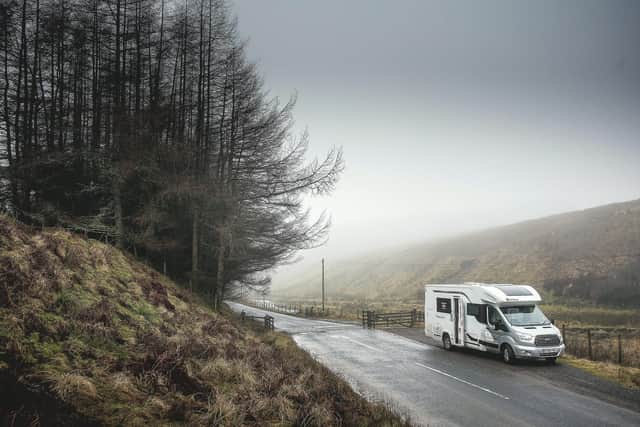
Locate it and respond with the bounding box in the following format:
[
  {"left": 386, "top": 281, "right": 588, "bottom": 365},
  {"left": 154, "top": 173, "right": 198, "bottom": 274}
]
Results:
[{"left": 227, "top": 302, "right": 640, "bottom": 427}]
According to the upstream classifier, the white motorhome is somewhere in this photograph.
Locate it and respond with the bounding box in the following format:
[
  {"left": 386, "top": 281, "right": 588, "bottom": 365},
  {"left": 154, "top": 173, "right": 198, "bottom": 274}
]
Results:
[{"left": 425, "top": 283, "right": 564, "bottom": 363}]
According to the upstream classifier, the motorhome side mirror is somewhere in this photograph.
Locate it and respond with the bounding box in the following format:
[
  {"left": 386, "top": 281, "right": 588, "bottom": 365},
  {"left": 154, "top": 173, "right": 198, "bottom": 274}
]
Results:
[{"left": 494, "top": 321, "right": 507, "bottom": 332}]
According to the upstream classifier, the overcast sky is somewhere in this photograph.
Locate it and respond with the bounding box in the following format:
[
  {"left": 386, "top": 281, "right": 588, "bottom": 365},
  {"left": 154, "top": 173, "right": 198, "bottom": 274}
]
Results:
[{"left": 229, "top": 0, "right": 640, "bottom": 284}]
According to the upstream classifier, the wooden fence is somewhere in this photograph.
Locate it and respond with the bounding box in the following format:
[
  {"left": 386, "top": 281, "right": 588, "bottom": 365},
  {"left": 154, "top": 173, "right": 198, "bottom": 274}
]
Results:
[
  {"left": 240, "top": 310, "right": 275, "bottom": 330},
  {"left": 362, "top": 309, "right": 424, "bottom": 328}
]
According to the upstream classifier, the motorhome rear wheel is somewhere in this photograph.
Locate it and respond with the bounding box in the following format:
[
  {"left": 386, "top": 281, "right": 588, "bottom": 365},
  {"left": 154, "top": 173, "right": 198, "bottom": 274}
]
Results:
[{"left": 443, "top": 333, "right": 453, "bottom": 351}]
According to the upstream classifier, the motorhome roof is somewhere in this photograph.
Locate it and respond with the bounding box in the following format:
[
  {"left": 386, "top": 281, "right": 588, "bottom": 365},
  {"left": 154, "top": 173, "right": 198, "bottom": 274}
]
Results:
[{"left": 424, "top": 282, "right": 542, "bottom": 304}]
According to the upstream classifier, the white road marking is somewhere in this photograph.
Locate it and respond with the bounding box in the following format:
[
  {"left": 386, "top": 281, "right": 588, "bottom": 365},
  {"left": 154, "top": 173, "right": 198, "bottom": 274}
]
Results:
[
  {"left": 336, "top": 335, "right": 383, "bottom": 352},
  {"left": 415, "top": 362, "right": 510, "bottom": 400}
]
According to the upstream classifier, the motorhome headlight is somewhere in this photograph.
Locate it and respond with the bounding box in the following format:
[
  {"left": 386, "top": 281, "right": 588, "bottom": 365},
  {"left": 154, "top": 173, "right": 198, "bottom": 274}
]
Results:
[{"left": 516, "top": 332, "right": 534, "bottom": 343}]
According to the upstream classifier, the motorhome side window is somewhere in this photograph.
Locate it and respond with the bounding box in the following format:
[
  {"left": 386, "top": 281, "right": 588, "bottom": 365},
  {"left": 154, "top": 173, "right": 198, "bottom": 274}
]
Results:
[
  {"left": 466, "top": 303, "right": 487, "bottom": 323},
  {"left": 487, "top": 306, "right": 501, "bottom": 325},
  {"left": 436, "top": 298, "right": 451, "bottom": 313}
]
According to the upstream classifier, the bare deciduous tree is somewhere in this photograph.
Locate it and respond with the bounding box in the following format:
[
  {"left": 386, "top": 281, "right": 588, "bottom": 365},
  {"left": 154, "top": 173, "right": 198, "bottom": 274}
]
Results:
[{"left": 0, "top": 0, "right": 343, "bottom": 307}]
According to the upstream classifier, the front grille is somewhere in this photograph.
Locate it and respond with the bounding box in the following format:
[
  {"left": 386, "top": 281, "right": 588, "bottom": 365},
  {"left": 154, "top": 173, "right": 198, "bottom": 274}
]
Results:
[{"left": 535, "top": 334, "right": 560, "bottom": 347}]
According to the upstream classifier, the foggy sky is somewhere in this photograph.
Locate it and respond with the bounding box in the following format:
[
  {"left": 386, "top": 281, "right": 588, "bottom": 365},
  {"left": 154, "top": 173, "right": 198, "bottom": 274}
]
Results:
[{"left": 229, "top": 0, "right": 640, "bottom": 284}]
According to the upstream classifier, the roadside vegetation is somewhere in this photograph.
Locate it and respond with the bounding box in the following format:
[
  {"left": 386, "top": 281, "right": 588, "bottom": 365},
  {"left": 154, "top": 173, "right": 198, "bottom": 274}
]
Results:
[
  {"left": 560, "top": 356, "right": 640, "bottom": 390},
  {"left": 0, "top": 216, "right": 409, "bottom": 426}
]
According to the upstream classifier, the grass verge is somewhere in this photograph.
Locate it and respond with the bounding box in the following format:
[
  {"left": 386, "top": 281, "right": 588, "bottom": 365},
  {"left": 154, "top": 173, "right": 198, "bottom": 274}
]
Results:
[{"left": 560, "top": 355, "right": 640, "bottom": 390}]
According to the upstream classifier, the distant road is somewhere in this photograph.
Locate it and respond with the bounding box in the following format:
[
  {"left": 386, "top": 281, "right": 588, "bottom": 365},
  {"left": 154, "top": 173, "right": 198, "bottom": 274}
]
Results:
[{"left": 227, "top": 302, "right": 640, "bottom": 427}]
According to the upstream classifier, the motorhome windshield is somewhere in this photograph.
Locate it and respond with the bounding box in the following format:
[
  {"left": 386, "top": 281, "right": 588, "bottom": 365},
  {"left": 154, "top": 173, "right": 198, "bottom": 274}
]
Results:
[{"left": 499, "top": 305, "right": 550, "bottom": 326}]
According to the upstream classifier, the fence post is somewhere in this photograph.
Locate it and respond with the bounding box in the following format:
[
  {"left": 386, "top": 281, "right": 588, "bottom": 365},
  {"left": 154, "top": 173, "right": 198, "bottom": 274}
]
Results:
[
  {"left": 618, "top": 334, "right": 622, "bottom": 364},
  {"left": 362, "top": 310, "right": 365, "bottom": 328},
  {"left": 562, "top": 324, "right": 566, "bottom": 347},
  {"left": 372, "top": 311, "right": 376, "bottom": 329},
  {"left": 241, "top": 311, "right": 246, "bottom": 322},
  {"left": 411, "top": 309, "right": 416, "bottom": 327},
  {"left": 587, "top": 329, "right": 592, "bottom": 360}
]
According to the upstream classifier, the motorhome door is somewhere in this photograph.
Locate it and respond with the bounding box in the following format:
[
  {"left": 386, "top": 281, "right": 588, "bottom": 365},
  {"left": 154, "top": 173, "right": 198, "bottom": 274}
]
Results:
[{"left": 453, "top": 297, "right": 464, "bottom": 345}]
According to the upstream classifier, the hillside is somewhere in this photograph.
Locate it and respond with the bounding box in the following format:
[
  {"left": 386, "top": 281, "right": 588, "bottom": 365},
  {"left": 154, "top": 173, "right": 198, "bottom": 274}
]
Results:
[
  {"left": 0, "top": 215, "right": 407, "bottom": 426},
  {"left": 274, "top": 199, "right": 640, "bottom": 306}
]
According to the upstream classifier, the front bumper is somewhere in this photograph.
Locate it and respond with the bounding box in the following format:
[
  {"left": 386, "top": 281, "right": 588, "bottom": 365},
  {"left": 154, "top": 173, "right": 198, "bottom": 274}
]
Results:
[{"left": 513, "top": 343, "right": 565, "bottom": 359}]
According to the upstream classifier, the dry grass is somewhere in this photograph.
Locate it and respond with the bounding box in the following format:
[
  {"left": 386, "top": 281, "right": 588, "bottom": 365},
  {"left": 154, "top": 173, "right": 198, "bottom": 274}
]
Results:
[
  {"left": 200, "top": 357, "right": 258, "bottom": 387},
  {"left": 0, "top": 215, "right": 410, "bottom": 426},
  {"left": 541, "top": 303, "right": 640, "bottom": 328},
  {"left": 50, "top": 373, "right": 99, "bottom": 402}
]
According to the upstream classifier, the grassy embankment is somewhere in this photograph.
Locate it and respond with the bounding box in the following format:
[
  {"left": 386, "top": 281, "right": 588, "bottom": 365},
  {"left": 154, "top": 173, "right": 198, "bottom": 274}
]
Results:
[{"left": 0, "top": 215, "right": 410, "bottom": 426}]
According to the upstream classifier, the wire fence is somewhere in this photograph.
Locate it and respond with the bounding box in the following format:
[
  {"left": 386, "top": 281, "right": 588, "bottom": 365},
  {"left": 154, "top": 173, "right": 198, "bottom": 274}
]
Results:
[{"left": 561, "top": 325, "right": 640, "bottom": 367}]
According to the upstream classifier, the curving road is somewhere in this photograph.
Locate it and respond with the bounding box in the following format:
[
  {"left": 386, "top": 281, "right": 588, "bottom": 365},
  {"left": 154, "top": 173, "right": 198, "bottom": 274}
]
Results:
[{"left": 227, "top": 302, "right": 640, "bottom": 427}]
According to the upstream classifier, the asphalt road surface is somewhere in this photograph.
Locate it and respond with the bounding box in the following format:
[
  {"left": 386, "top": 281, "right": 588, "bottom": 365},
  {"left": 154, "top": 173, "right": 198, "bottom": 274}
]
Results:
[{"left": 227, "top": 302, "right": 640, "bottom": 427}]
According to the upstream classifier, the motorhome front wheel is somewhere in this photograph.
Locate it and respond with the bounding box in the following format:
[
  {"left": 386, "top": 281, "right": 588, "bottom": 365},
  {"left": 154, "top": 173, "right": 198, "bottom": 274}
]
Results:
[{"left": 502, "top": 345, "right": 515, "bottom": 364}]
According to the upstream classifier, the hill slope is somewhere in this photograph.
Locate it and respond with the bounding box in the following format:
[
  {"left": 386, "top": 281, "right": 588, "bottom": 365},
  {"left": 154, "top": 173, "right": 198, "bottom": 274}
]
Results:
[
  {"left": 274, "top": 199, "right": 640, "bottom": 306},
  {"left": 0, "top": 215, "right": 406, "bottom": 426}
]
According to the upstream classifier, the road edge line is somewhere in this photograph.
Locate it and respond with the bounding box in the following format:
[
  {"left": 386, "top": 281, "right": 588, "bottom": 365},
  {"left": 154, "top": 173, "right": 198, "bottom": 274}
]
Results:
[{"left": 415, "top": 362, "right": 510, "bottom": 400}]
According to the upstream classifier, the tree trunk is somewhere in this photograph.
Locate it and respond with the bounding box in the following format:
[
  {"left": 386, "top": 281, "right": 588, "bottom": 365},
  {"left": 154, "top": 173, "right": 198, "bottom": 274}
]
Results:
[
  {"left": 113, "top": 174, "right": 124, "bottom": 249},
  {"left": 214, "top": 227, "right": 225, "bottom": 310},
  {"left": 191, "top": 206, "right": 199, "bottom": 292}
]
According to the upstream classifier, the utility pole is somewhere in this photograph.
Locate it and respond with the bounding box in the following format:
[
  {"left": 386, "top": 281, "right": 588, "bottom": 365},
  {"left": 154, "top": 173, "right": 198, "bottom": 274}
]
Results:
[{"left": 322, "top": 258, "right": 325, "bottom": 313}]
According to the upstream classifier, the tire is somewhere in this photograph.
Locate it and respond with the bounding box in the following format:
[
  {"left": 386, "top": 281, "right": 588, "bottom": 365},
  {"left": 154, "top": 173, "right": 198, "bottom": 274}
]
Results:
[
  {"left": 443, "top": 334, "right": 453, "bottom": 351},
  {"left": 502, "top": 344, "right": 515, "bottom": 364},
  {"left": 546, "top": 357, "right": 557, "bottom": 364}
]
